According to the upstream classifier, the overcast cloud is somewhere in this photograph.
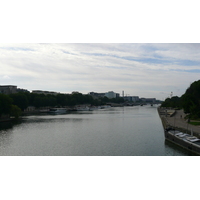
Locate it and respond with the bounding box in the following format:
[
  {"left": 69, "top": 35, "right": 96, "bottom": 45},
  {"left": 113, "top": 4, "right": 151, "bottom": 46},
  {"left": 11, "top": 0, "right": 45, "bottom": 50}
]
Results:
[{"left": 1, "top": 43, "right": 200, "bottom": 100}]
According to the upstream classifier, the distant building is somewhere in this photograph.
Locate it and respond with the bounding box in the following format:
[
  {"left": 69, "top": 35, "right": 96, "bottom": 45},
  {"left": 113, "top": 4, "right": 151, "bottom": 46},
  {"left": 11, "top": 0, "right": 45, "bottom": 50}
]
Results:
[
  {"left": 0, "top": 85, "right": 17, "bottom": 95},
  {"left": 124, "top": 96, "right": 140, "bottom": 102},
  {"left": 89, "top": 92, "right": 105, "bottom": 99},
  {"left": 146, "top": 98, "right": 156, "bottom": 103},
  {"left": 89, "top": 91, "right": 120, "bottom": 99},
  {"left": 32, "top": 90, "right": 59, "bottom": 95},
  {"left": 140, "top": 98, "right": 156, "bottom": 103},
  {"left": 17, "top": 88, "right": 30, "bottom": 93},
  {"left": 140, "top": 98, "right": 146, "bottom": 102},
  {"left": 124, "top": 96, "right": 133, "bottom": 102},
  {"left": 105, "top": 91, "right": 117, "bottom": 99},
  {"left": 116, "top": 93, "right": 120, "bottom": 98}
]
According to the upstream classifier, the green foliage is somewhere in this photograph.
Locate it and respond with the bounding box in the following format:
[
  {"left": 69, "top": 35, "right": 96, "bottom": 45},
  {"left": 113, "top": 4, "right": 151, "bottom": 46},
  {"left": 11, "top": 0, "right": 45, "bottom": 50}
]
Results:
[
  {"left": 10, "top": 105, "right": 22, "bottom": 119},
  {"left": 9, "top": 93, "right": 28, "bottom": 111},
  {"left": 189, "top": 121, "right": 200, "bottom": 126},
  {"left": 181, "top": 80, "right": 200, "bottom": 118},
  {"left": 1, "top": 91, "right": 125, "bottom": 116},
  {"left": 0, "top": 94, "right": 12, "bottom": 115},
  {"left": 161, "top": 96, "right": 181, "bottom": 108},
  {"left": 161, "top": 80, "right": 200, "bottom": 119},
  {"left": 33, "top": 96, "right": 57, "bottom": 108},
  {"left": 100, "top": 96, "right": 109, "bottom": 104}
]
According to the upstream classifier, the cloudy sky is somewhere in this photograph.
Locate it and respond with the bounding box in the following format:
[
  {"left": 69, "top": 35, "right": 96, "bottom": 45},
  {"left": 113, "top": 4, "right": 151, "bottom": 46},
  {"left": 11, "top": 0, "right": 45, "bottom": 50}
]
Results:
[
  {"left": 1, "top": 43, "right": 200, "bottom": 100},
  {"left": 1, "top": 1, "right": 200, "bottom": 100}
]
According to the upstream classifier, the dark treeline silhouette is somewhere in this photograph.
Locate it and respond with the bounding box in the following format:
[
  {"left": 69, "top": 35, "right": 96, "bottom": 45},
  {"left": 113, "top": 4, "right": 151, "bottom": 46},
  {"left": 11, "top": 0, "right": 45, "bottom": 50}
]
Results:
[
  {"left": 0, "top": 94, "right": 22, "bottom": 119},
  {"left": 0, "top": 92, "right": 124, "bottom": 118},
  {"left": 161, "top": 80, "right": 200, "bottom": 119}
]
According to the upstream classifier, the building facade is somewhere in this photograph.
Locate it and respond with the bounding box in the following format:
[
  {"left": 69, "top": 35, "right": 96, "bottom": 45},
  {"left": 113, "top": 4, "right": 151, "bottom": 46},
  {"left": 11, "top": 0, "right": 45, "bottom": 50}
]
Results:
[
  {"left": 105, "top": 91, "right": 117, "bottom": 99},
  {"left": 0, "top": 85, "right": 17, "bottom": 95},
  {"left": 32, "top": 90, "right": 59, "bottom": 95},
  {"left": 124, "top": 96, "right": 140, "bottom": 102},
  {"left": 89, "top": 92, "right": 105, "bottom": 99},
  {"left": 140, "top": 98, "right": 156, "bottom": 103}
]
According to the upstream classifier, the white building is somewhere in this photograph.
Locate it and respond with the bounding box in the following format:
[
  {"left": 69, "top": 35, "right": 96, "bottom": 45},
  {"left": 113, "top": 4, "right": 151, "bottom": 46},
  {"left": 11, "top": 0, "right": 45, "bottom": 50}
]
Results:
[{"left": 105, "top": 91, "right": 117, "bottom": 99}]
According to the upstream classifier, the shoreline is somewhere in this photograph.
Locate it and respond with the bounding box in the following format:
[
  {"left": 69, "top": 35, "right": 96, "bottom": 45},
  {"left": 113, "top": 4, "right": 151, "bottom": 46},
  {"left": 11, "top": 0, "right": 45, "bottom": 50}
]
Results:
[
  {"left": 158, "top": 107, "right": 200, "bottom": 138},
  {"left": 158, "top": 107, "right": 200, "bottom": 155}
]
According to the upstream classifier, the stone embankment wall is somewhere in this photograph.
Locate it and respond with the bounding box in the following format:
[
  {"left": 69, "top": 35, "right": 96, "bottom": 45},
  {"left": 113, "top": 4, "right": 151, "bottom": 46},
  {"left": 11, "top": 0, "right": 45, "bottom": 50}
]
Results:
[{"left": 158, "top": 107, "right": 200, "bottom": 138}]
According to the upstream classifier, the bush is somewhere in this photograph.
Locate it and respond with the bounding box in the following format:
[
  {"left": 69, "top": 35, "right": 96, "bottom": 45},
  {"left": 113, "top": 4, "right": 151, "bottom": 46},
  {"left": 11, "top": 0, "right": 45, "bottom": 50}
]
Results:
[{"left": 10, "top": 105, "right": 22, "bottom": 119}]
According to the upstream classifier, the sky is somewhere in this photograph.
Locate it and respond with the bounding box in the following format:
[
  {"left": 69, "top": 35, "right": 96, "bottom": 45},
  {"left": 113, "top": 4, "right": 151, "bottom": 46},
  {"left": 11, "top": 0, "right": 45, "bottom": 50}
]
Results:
[
  {"left": 1, "top": 43, "right": 200, "bottom": 100},
  {"left": 1, "top": 1, "right": 200, "bottom": 101}
]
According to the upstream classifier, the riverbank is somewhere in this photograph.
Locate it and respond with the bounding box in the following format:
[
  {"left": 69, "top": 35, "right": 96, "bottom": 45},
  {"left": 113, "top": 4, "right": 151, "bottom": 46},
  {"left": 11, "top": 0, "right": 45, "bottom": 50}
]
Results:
[{"left": 158, "top": 107, "right": 200, "bottom": 138}]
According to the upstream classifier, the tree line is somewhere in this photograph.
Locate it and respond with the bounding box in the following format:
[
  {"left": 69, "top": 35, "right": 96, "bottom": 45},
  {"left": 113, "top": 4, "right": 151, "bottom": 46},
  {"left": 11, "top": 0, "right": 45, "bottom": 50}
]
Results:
[
  {"left": 0, "top": 92, "right": 124, "bottom": 119},
  {"left": 161, "top": 80, "right": 200, "bottom": 119}
]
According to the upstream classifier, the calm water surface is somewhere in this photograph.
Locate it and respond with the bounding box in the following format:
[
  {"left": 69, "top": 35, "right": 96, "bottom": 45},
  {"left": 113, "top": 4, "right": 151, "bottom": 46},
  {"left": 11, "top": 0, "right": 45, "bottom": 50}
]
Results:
[{"left": 0, "top": 105, "right": 196, "bottom": 156}]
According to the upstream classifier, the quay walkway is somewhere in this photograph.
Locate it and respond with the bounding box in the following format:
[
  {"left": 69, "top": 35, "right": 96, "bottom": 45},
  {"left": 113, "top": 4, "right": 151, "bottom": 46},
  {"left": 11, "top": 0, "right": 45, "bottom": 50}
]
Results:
[{"left": 158, "top": 107, "right": 200, "bottom": 138}]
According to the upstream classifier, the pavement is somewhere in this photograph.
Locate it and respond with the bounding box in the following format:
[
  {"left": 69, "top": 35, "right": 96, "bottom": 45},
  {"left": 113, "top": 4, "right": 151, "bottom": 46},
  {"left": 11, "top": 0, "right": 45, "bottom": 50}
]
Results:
[{"left": 158, "top": 108, "right": 200, "bottom": 137}]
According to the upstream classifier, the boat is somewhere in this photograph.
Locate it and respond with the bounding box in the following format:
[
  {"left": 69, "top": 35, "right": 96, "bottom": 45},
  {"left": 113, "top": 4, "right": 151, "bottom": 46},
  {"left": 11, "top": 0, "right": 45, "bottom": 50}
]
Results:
[
  {"left": 49, "top": 108, "right": 67, "bottom": 114},
  {"left": 89, "top": 106, "right": 101, "bottom": 111},
  {"left": 75, "top": 106, "right": 90, "bottom": 111},
  {"left": 39, "top": 109, "right": 50, "bottom": 113},
  {"left": 164, "top": 127, "right": 200, "bottom": 155}
]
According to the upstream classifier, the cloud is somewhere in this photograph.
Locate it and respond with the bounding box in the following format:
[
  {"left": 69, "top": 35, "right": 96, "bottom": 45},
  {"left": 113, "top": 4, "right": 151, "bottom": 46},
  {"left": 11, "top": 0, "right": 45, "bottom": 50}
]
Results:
[
  {"left": 0, "top": 43, "right": 200, "bottom": 99},
  {"left": 3, "top": 75, "right": 11, "bottom": 79}
]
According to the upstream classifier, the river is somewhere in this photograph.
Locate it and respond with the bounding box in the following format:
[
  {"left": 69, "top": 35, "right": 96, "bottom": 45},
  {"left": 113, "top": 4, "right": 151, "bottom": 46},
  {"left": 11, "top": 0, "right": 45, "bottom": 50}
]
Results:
[{"left": 0, "top": 105, "right": 196, "bottom": 156}]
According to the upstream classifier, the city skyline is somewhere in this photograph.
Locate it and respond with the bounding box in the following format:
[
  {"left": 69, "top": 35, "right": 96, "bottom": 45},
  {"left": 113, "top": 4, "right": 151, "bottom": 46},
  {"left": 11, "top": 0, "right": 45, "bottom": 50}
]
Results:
[
  {"left": 1, "top": 43, "right": 200, "bottom": 100},
  {"left": 0, "top": 85, "right": 158, "bottom": 102}
]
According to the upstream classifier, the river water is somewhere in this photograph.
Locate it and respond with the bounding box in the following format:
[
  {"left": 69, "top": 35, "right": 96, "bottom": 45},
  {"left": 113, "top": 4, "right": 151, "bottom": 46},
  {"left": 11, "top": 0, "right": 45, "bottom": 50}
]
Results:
[{"left": 0, "top": 105, "right": 196, "bottom": 156}]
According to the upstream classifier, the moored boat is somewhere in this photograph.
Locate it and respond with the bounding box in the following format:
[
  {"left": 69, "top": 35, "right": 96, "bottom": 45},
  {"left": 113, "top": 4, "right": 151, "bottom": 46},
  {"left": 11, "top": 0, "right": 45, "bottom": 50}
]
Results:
[
  {"left": 165, "top": 127, "right": 200, "bottom": 155},
  {"left": 75, "top": 106, "right": 90, "bottom": 111},
  {"left": 39, "top": 109, "right": 50, "bottom": 113},
  {"left": 49, "top": 108, "right": 67, "bottom": 114},
  {"left": 89, "top": 106, "right": 101, "bottom": 111}
]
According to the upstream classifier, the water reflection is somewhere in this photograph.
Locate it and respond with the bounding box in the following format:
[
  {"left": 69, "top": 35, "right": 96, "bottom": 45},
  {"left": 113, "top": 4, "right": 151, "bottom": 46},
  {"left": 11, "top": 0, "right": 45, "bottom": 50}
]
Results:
[
  {"left": 0, "top": 106, "right": 197, "bottom": 156},
  {"left": 0, "top": 119, "right": 23, "bottom": 131},
  {"left": 0, "top": 121, "right": 14, "bottom": 131},
  {"left": 0, "top": 122, "right": 14, "bottom": 153}
]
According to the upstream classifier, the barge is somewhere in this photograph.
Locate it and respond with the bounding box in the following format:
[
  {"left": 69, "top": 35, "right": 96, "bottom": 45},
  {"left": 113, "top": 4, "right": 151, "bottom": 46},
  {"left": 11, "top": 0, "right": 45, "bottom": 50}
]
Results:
[{"left": 165, "top": 127, "right": 200, "bottom": 155}]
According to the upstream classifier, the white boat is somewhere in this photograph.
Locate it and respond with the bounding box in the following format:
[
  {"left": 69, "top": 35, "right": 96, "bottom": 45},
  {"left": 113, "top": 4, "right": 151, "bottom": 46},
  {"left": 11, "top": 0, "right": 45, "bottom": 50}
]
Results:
[
  {"left": 165, "top": 127, "right": 200, "bottom": 155},
  {"left": 49, "top": 108, "right": 67, "bottom": 114},
  {"left": 89, "top": 106, "right": 101, "bottom": 111},
  {"left": 39, "top": 109, "right": 50, "bottom": 113},
  {"left": 76, "top": 106, "right": 90, "bottom": 111}
]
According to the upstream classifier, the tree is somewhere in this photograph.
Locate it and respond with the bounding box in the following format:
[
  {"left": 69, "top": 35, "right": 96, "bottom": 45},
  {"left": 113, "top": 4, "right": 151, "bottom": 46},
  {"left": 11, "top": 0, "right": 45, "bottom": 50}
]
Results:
[
  {"left": 0, "top": 94, "right": 12, "bottom": 115},
  {"left": 10, "top": 105, "right": 22, "bottom": 119},
  {"left": 161, "top": 80, "right": 200, "bottom": 119},
  {"left": 181, "top": 80, "right": 200, "bottom": 118},
  {"left": 10, "top": 93, "right": 28, "bottom": 111},
  {"left": 161, "top": 96, "right": 181, "bottom": 108},
  {"left": 56, "top": 94, "right": 67, "bottom": 106}
]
